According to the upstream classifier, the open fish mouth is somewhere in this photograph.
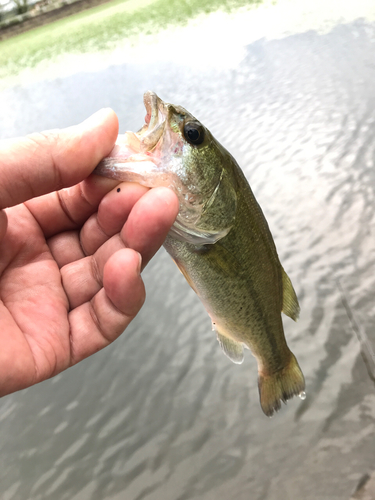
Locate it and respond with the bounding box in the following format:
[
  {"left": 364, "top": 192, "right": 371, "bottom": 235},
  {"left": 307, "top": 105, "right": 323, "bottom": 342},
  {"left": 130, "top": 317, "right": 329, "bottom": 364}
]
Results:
[{"left": 135, "top": 91, "right": 168, "bottom": 153}]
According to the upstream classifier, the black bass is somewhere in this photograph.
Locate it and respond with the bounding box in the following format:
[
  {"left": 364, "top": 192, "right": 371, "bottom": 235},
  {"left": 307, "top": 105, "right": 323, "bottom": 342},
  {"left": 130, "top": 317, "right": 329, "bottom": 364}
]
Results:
[{"left": 95, "top": 91, "right": 305, "bottom": 416}]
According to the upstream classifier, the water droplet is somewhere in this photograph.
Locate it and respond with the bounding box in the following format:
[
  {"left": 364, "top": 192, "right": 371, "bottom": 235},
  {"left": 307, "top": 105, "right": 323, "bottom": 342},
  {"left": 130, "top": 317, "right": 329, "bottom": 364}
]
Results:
[{"left": 299, "top": 391, "right": 306, "bottom": 401}]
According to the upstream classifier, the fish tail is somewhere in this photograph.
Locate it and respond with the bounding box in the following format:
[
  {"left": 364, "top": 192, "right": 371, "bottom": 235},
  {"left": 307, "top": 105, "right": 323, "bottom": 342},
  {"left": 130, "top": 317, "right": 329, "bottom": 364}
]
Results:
[{"left": 258, "top": 352, "right": 305, "bottom": 417}]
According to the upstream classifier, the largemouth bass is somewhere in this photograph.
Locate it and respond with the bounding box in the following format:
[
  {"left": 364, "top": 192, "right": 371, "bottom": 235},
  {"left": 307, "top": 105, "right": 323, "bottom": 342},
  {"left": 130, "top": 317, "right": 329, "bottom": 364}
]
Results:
[{"left": 95, "top": 91, "right": 305, "bottom": 416}]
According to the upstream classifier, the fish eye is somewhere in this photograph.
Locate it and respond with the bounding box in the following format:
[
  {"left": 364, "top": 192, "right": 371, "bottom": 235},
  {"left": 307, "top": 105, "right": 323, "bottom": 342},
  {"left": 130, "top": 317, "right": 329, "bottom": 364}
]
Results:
[{"left": 183, "top": 122, "right": 205, "bottom": 146}]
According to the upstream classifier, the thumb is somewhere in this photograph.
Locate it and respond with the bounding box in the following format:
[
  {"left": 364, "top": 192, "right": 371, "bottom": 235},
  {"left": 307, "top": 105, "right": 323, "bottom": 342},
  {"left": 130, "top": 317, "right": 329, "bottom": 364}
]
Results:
[{"left": 0, "top": 108, "right": 119, "bottom": 210}]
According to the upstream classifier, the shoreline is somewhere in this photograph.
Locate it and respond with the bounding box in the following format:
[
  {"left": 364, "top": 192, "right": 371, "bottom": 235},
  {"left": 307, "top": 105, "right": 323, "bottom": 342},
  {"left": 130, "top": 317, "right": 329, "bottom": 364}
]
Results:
[{"left": 0, "top": 0, "right": 113, "bottom": 41}]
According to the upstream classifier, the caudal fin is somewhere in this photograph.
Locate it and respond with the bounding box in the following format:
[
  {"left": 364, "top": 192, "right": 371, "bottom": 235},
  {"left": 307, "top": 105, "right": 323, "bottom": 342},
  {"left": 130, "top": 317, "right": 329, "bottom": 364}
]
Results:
[{"left": 258, "top": 352, "right": 305, "bottom": 417}]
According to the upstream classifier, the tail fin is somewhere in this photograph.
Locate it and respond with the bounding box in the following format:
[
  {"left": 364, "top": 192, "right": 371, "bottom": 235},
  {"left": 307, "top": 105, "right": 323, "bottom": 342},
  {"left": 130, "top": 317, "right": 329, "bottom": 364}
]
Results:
[{"left": 258, "top": 352, "right": 305, "bottom": 417}]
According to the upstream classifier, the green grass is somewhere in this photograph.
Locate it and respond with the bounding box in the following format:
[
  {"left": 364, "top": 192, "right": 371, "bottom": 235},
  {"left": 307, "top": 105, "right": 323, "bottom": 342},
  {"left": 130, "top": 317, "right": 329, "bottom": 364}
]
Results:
[{"left": 0, "top": 0, "right": 260, "bottom": 78}]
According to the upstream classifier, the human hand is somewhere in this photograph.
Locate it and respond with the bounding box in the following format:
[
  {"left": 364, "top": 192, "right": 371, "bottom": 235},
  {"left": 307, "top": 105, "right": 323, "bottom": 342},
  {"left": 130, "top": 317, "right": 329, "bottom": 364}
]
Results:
[{"left": 0, "top": 109, "right": 179, "bottom": 396}]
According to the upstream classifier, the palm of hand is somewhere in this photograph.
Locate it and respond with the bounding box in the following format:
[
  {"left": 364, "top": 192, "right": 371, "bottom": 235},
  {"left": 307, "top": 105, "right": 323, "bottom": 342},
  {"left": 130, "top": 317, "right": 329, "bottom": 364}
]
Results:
[{"left": 0, "top": 179, "right": 178, "bottom": 396}]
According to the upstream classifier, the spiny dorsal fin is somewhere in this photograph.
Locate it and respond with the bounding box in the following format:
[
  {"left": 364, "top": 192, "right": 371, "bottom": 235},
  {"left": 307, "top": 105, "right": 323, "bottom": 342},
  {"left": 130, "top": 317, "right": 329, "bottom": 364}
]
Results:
[
  {"left": 217, "top": 332, "right": 244, "bottom": 364},
  {"left": 281, "top": 267, "right": 300, "bottom": 321}
]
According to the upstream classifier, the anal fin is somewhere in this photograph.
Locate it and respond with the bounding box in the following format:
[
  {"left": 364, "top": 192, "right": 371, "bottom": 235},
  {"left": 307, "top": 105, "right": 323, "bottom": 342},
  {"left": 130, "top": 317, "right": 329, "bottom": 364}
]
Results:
[{"left": 217, "top": 332, "right": 244, "bottom": 364}]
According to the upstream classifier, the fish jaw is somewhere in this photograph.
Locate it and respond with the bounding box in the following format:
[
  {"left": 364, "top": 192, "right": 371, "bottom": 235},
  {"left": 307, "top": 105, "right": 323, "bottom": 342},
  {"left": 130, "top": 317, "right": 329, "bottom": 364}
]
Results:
[
  {"left": 98, "top": 91, "right": 182, "bottom": 168},
  {"left": 94, "top": 92, "right": 185, "bottom": 191}
]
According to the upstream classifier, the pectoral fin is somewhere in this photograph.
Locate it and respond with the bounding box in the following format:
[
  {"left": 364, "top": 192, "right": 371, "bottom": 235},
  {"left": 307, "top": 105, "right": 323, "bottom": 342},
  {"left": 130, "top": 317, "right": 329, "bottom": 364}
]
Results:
[
  {"left": 171, "top": 258, "right": 199, "bottom": 295},
  {"left": 216, "top": 332, "right": 244, "bottom": 364},
  {"left": 281, "top": 267, "right": 300, "bottom": 321}
]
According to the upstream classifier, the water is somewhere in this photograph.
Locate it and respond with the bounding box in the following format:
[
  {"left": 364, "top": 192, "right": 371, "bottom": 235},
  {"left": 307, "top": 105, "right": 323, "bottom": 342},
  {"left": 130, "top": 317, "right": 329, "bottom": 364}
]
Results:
[{"left": 1, "top": 5, "right": 375, "bottom": 500}]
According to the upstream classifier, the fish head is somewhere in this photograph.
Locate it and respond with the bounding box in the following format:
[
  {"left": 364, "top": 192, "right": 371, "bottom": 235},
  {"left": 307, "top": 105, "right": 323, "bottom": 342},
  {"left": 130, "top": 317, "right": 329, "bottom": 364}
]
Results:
[
  {"left": 137, "top": 91, "right": 238, "bottom": 244},
  {"left": 97, "top": 91, "right": 238, "bottom": 245},
  {"left": 137, "top": 91, "right": 217, "bottom": 197}
]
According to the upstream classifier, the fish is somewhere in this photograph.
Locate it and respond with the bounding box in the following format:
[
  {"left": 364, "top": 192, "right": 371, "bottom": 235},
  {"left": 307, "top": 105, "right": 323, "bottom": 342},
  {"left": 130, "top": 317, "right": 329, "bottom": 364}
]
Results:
[{"left": 94, "top": 91, "right": 305, "bottom": 416}]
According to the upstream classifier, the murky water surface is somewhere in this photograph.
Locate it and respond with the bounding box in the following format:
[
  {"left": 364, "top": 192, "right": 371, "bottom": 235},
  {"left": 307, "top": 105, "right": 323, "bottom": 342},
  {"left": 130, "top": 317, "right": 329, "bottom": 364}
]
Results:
[{"left": 1, "top": 7, "right": 375, "bottom": 500}]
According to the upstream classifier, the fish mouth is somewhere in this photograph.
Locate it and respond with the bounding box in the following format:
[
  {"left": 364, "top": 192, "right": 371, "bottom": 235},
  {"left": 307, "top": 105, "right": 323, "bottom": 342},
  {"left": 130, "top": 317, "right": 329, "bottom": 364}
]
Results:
[{"left": 136, "top": 91, "right": 168, "bottom": 153}]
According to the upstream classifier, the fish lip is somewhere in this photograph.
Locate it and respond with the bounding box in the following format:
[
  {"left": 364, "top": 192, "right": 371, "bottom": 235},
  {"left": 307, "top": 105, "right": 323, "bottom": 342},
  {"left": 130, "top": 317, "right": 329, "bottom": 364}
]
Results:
[
  {"left": 143, "top": 90, "right": 158, "bottom": 126},
  {"left": 139, "top": 91, "right": 168, "bottom": 152},
  {"left": 143, "top": 90, "right": 167, "bottom": 132}
]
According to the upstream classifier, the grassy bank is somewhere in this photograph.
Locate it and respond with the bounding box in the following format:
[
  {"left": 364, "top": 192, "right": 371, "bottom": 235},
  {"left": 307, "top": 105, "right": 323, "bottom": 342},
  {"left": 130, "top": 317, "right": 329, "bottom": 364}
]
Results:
[{"left": 0, "top": 0, "right": 259, "bottom": 78}]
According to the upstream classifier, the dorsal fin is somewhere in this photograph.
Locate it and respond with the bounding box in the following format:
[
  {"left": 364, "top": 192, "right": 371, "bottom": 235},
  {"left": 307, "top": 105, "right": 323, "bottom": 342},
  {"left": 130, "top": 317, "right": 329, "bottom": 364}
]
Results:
[{"left": 281, "top": 267, "right": 300, "bottom": 321}]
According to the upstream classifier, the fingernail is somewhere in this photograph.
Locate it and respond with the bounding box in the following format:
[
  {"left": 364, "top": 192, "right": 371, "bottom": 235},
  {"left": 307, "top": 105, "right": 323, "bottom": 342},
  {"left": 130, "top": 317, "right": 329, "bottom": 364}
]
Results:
[
  {"left": 136, "top": 252, "right": 142, "bottom": 274},
  {"left": 83, "top": 108, "right": 113, "bottom": 129},
  {"left": 0, "top": 209, "right": 8, "bottom": 241}
]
